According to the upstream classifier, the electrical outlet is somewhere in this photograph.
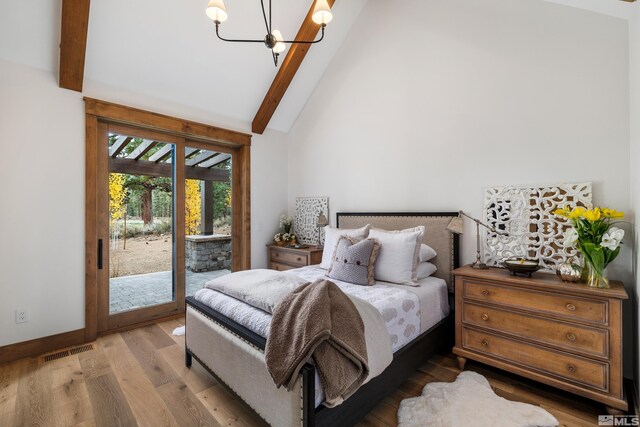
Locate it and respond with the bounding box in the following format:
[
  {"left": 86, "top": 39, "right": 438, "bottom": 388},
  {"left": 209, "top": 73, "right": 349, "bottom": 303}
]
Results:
[{"left": 15, "top": 308, "right": 28, "bottom": 324}]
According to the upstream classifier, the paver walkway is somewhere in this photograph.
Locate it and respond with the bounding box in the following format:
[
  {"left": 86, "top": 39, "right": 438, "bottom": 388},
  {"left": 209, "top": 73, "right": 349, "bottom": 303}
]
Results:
[{"left": 109, "top": 269, "right": 230, "bottom": 313}]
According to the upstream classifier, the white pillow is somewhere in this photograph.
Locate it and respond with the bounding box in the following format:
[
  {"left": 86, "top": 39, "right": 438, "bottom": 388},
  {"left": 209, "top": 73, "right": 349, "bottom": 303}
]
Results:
[
  {"left": 368, "top": 226, "right": 425, "bottom": 284},
  {"left": 417, "top": 262, "right": 437, "bottom": 279},
  {"left": 320, "top": 225, "right": 370, "bottom": 269},
  {"left": 419, "top": 244, "right": 437, "bottom": 262}
]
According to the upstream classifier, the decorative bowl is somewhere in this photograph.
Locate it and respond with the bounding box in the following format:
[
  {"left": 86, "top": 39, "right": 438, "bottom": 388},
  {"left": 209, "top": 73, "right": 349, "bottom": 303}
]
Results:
[
  {"left": 556, "top": 261, "right": 583, "bottom": 282},
  {"left": 502, "top": 258, "right": 542, "bottom": 278}
]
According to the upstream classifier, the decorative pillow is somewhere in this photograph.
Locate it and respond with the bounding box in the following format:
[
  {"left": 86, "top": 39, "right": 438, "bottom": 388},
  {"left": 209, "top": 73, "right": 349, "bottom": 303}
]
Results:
[
  {"left": 417, "top": 262, "right": 438, "bottom": 279},
  {"left": 368, "top": 226, "right": 425, "bottom": 284},
  {"left": 320, "top": 225, "right": 370, "bottom": 269},
  {"left": 327, "top": 237, "right": 380, "bottom": 286},
  {"left": 419, "top": 244, "right": 437, "bottom": 262}
]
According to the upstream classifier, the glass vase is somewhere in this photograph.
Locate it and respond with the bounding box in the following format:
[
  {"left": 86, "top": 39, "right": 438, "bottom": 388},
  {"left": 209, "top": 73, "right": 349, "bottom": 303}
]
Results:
[{"left": 585, "top": 262, "right": 610, "bottom": 289}]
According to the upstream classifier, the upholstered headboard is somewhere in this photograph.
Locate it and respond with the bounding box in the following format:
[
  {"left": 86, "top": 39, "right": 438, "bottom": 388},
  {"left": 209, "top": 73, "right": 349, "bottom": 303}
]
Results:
[{"left": 337, "top": 212, "right": 460, "bottom": 291}]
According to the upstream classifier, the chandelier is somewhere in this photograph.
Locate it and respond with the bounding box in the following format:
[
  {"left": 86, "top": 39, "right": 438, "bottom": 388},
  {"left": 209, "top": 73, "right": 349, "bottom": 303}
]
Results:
[{"left": 206, "top": 0, "right": 333, "bottom": 67}]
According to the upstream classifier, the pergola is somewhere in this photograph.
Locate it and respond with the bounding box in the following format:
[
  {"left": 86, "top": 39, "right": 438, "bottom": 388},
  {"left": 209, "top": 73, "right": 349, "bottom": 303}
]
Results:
[{"left": 109, "top": 135, "right": 231, "bottom": 235}]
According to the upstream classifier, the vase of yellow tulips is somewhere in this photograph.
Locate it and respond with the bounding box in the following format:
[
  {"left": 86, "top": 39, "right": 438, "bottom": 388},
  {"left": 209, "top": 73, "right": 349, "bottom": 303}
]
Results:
[{"left": 553, "top": 206, "right": 624, "bottom": 288}]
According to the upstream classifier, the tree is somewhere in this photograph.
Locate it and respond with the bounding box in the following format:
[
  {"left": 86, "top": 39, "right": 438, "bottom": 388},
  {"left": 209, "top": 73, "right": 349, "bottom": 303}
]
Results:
[
  {"left": 185, "top": 179, "right": 201, "bottom": 235},
  {"left": 109, "top": 173, "right": 127, "bottom": 224},
  {"left": 125, "top": 176, "right": 172, "bottom": 225}
]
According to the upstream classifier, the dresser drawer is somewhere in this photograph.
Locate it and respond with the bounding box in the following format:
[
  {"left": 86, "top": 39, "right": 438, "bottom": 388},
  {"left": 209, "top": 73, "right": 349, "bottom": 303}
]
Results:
[
  {"left": 270, "top": 250, "right": 307, "bottom": 267},
  {"left": 269, "top": 261, "right": 295, "bottom": 271},
  {"left": 463, "top": 280, "right": 608, "bottom": 325},
  {"left": 462, "top": 327, "right": 608, "bottom": 391},
  {"left": 462, "top": 302, "right": 608, "bottom": 358}
]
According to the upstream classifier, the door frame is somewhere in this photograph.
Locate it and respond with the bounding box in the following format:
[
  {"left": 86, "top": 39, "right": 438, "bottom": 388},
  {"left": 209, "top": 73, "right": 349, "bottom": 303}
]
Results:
[{"left": 85, "top": 98, "right": 252, "bottom": 340}]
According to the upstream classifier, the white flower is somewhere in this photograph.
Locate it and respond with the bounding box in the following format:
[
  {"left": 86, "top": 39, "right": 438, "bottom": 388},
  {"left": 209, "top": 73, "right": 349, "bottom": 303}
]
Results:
[
  {"left": 601, "top": 227, "right": 624, "bottom": 251},
  {"left": 563, "top": 228, "right": 578, "bottom": 247},
  {"left": 279, "top": 214, "right": 293, "bottom": 228}
]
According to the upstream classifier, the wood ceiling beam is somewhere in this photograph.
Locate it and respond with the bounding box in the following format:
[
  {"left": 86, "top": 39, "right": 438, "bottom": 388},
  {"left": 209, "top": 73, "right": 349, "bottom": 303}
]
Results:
[
  {"left": 59, "top": 0, "right": 91, "bottom": 92},
  {"left": 186, "top": 150, "right": 218, "bottom": 167},
  {"left": 200, "top": 153, "right": 232, "bottom": 168},
  {"left": 110, "top": 158, "right": 230, "bottom": 182},
  {"left": 251, "top": 0, "right": 336, "bottom": 134},
  {"left": 127, "top": 139, "right": 157, "bottom": 160},
  {"left": 108, "top": 136, "right": 131, "bottom": 158},
  {"left": 148, "top": 144, "right": 173, "bottom": 162}
]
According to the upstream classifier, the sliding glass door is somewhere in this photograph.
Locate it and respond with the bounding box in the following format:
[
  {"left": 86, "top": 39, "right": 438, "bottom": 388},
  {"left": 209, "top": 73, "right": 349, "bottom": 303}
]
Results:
[{"left": 95, "top": 123, "right": 234, "bottom": 332}]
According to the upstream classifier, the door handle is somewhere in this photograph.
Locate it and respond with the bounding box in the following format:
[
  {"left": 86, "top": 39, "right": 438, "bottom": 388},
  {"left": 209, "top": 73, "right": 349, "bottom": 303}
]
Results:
[{"left": 98, "top": 239, "right": 103, "bottom": 270}]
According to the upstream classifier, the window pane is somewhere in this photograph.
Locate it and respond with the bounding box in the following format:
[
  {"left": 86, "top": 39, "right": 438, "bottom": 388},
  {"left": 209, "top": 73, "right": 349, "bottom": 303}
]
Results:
[
  {"left": 108, "top": 134, "right": 175, "bottom": 314},
  {"left": 184, "top": 147, "right": 232, "bottom": 297}
]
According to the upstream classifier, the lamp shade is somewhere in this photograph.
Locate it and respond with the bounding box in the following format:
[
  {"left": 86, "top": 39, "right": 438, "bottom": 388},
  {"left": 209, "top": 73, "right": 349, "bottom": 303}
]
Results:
[
  {"left": 316, "top": 212, "right": 329, "bottom": 227},
  {"left": 446, "top": 216, "right": 464, "bottom": 235},
  {"left": 271, "top": 30, "right": 286, "bottom": 54},
  {"left": 206, "top": 0, "right": 228, "bottom": 22},
  {"left": 312, "top": 0, "right": 333, "bottom": 25}
]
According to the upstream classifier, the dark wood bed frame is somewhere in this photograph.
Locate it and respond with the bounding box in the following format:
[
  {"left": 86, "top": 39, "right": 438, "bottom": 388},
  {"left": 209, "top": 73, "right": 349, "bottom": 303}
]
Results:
[{"left": 185, "top": 212, "right": 460, "bottom": 427}]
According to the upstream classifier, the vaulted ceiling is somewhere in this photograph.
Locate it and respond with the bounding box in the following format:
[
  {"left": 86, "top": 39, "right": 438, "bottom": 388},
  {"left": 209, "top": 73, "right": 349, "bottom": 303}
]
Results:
[
  {"left": 0, "top": 0, "right": 367, "bottom": 133},
  {"left": 2, "top": 0, "right": 636, "bottom": 133}
]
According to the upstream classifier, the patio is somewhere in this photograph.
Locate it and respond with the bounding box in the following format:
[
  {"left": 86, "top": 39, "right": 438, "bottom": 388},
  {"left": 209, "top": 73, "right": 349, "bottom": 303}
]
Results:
[{"left": 109, "top": 269, "right": 230, "bottom": 313}]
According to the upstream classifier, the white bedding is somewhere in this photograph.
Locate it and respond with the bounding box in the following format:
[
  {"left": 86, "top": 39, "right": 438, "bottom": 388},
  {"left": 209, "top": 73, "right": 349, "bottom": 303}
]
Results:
[{"left": 193, "top": 265, "right": 450, "bottom": 407}]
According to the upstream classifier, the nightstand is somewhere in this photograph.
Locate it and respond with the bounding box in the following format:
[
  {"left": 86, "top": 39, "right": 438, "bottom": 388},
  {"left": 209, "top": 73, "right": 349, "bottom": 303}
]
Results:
[
  {"left": 453, "top": 266, "right": 628, "bottom": 414},
  {"left": 267, "top": 244, "right": 323, "bottom": 271}
]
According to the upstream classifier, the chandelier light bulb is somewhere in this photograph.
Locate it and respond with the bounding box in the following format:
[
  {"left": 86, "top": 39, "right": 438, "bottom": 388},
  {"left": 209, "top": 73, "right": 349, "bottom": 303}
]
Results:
[
  {"left": 206, "top": 0, "right": 228, "bottom": 22},
  {"left": 312, "top": 0, "right": 333, "bottom": 25},
  {"left": 272, "top": 30, "right": 286, "bottom": 54}
]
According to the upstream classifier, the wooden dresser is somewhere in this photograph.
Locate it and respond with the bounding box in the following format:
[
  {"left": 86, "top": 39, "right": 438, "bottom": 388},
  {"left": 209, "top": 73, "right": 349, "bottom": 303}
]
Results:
[
  {"left": 267, "top": 244, "right": 323, "bottom": 271},
  {"left": 453, "top": 266, "right": 628, "bottom": 414}
]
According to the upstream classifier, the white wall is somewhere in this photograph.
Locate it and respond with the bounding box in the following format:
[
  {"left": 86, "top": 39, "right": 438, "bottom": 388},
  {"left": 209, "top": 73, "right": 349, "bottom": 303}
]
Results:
[
  {"left": 287, "top": 0, "right": 633, "bottom": 369},
  {"left": 0, "top": 58, "right": 288, "bottom": 346}
]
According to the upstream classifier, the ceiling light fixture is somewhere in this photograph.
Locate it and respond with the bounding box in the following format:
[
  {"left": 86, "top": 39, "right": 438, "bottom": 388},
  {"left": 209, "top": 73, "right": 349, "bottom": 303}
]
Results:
[{"left": 206, "top": 0, "right": 333, "bottom": 67}]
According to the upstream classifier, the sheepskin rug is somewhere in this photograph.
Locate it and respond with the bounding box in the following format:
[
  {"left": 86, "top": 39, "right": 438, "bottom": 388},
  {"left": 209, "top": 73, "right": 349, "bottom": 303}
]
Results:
[{"left": 398, "top": 371, "right": 559, "bottom": 427}]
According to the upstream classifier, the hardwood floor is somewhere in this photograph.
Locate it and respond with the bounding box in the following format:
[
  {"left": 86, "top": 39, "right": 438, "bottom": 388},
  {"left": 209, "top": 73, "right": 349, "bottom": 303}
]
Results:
[{"left": 0, "top": 318, "right": 609, "bottom": 426}]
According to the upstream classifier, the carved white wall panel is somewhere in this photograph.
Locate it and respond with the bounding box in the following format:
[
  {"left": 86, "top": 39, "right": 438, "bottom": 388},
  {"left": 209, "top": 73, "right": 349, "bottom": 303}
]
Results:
[
  {"left": 294, "top": 197, "right": 329, "bottom": 244},
  {"left": 482, "top": 182, "right": 592, "bottom": 271}
]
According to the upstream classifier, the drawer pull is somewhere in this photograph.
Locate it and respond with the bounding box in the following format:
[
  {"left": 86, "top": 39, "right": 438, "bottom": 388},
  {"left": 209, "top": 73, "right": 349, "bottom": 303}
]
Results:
[
  {"left": 481, "top": 314, "right": 489, "bottom": 321},
  {"left": 275, "top": 253, "right": 280, "bottom": 257},
  {"left": 297, "top": 257, "right": 302, "bottom": 261},
  {"left": 567, "top": 364, "right": 576, "bottom": 373},
  {"left": 481, "top": 290, "right": 489, "bottom": 296},
  {"left": 566, "top": 332, "right": 576, "bottom": 342},
  {"left": 566, "top": 303, "right": 576, "bottom": 311},
  {"left": 481, "top": 339, "right": 489, "bottom": 347}
]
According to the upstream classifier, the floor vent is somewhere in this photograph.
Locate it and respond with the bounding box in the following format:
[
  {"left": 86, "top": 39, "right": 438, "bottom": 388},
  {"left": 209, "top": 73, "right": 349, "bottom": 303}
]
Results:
[
  {"left": 43, "top": 350, "right": 70, "bottom": 362},
  {"left": 42, "top": 344, "right": 94, "bottom": 362},
  {"left": 69, "top": 344, "right": 94, "bottom": 355}
]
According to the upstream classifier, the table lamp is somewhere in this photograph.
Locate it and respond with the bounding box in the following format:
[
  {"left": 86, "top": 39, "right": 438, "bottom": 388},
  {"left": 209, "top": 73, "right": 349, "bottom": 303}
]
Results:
[
  {"left": 447, "top": 210, "right": 506, "bottom": 269},
  {"left": 316, "top": 212, "right": 329, "bottom": 249}
]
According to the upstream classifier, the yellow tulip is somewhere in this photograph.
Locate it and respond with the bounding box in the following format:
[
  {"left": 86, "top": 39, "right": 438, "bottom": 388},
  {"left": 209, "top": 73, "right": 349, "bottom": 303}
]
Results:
[
  {"left": 602, "top": 208, "right": 624, "bottom": 219},
  {"left": 552, "top": 207, "right": 570, "bottom": 217},
  {"left": 568, "top": 207, "right": 586, "bottom": 219},
  {"left": 583, "top": 208, "right": 602, "bottom": 222}
]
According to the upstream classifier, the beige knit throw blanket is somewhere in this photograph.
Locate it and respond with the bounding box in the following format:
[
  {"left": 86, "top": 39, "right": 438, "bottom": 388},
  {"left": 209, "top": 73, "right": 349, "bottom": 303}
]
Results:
[{"left": 265, "top": 279, "right": 369, "bottom": 406}]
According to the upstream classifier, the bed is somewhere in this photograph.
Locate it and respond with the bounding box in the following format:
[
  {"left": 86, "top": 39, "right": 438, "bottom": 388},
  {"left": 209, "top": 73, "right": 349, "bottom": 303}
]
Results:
[{"left": 185, "top": 212, "right": 460, "bottom": 426}]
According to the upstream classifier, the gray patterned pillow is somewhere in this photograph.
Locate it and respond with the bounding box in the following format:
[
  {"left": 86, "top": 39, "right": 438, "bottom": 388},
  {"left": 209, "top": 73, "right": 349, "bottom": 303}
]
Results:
[{"left": 327, "top": 237, "right": 380, "bottom": 286}]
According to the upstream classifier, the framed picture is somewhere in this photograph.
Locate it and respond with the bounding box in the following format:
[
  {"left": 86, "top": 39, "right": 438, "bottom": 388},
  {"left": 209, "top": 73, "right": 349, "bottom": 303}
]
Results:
[{"left": 294, "top": 197, "right": 329, "bottom": 245}]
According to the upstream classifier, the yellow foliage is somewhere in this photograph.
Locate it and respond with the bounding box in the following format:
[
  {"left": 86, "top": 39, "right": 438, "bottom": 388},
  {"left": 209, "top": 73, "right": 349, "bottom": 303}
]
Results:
[
  {"left": 109, "top": 173, "right": 127, "bottom": 224},
  {"left": 185, "top": 179, "right": 201, "bottom": 235}
]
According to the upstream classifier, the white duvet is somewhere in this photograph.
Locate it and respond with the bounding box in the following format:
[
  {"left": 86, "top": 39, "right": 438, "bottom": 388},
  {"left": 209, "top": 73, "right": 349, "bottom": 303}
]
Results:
[
  {"left": 193, "top": 265, "right": 450, "bottom": 407},
  {"left": 194, "top": 266, "right": 449, "bottom": 353}
]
